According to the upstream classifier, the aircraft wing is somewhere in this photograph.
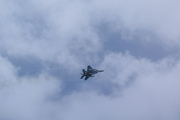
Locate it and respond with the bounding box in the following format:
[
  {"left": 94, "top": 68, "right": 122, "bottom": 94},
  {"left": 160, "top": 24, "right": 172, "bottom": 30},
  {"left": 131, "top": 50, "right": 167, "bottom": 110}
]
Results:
[
  {"left": 87, "top": 65, "right": 93, "bottom": 71},
  {"left": 85, "top": 76, "right": 90, "bottom": 80}
]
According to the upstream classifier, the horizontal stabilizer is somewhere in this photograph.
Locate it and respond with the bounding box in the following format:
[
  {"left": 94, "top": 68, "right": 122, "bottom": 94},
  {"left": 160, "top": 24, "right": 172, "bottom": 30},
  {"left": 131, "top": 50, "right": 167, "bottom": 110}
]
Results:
[
  {"left": 98, "top": 70, "right": 104, "bottom": 72},
  {"left": 81, "top": 75, "right": 84, "bottom": 79}
]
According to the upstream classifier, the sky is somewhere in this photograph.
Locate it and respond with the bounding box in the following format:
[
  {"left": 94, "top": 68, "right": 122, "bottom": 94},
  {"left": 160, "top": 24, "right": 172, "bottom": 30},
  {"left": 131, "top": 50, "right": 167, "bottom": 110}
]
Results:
[{"left": 0, "top": 0, "right": 180, "bottom": 120}]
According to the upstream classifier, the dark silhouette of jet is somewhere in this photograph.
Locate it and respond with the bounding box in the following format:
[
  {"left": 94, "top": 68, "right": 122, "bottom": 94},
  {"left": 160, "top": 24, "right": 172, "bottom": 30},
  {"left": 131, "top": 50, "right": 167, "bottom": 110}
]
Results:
[{"left": 80, "top": 65, "right": 104, "bottom": 80}]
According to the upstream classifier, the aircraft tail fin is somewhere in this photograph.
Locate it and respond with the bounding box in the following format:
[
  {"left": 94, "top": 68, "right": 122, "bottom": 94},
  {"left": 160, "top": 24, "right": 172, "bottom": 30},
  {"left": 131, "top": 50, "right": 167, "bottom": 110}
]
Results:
[
  {"left": 81, "top": 69, "right": 86, "bottom": 79},
  {"left": 82, "top": 69, "right": 86, "bottom": 73}
]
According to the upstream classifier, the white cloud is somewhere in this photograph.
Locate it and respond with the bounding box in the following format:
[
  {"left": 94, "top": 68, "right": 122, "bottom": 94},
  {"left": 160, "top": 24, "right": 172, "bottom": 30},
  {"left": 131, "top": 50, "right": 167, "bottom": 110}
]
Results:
[
  {"left": 0, "top": 80, "right": 60, "bottom": 120},
  {"left": 0, "top": 0, "right": 180, "bottom": 120},
  {"left": 0, "top": 0, "right": 179, "bottom": 64},
  {"left": 54, "top": 52, "right": 180, "bottom": 120},
  {"left": 0, "top": 55, "right": 18, "bottom": 87},
  {"left": 92, "top": 0, "right": 180, "bottom": 44}
]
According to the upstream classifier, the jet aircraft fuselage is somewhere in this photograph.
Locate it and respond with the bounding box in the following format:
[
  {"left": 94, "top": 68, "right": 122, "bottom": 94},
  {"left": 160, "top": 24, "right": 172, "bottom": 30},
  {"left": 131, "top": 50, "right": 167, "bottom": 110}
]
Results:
[{"left": 81, "top": 65, "right": 104, "bottom": 80}]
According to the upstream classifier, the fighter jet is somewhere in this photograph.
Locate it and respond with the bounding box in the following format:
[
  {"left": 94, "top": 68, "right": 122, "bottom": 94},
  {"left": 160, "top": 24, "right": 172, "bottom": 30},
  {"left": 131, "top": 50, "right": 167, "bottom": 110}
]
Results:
[{"left": 80, "top": 65, "right": 104, "bottom": 80}]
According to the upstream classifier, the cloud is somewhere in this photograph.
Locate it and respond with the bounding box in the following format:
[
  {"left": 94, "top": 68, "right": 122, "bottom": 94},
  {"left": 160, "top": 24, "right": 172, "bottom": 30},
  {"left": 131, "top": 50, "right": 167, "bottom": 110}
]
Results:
[
  {"left": 0, "top": 55, "right": 18, "bottom": 87},
  {"left": 56, "top": 52, "right": 180, "bottom": 120},
  {"left": 0, "top": 0, "right": 102, "bottom": 67},
  {"left": 92, "top": 0, "right": 180, "bottom": 44},
  {"left": 0, "top": 79, "right": 61, "bottom": 120},
  {"left": 0, "top": 52, "right": 177, "bottom": 120},
  {"left": 1, "top": 0, "right": 179, "bottom": 63},
  {"left": 0, "top": 0, "right": 180, "bottom": 120}
]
